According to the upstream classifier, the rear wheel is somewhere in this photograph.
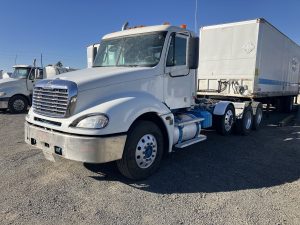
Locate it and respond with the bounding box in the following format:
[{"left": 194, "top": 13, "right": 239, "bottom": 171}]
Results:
[
  {"left": 214, "top": 104, "right": 235, "bottom": 136},
  {"left": 117, "top": 120, "right": 164, "bottom": 180},
  {"left": 8, "top": 95, "right": 28, "bottom": 114},
  {"left": 252, "top": 103, "right": 263, "bottom": 130},
  {"left": 282, "top": 96, "right": 294, "bottom": 113},
  {"left": 235, "top": 106, "right": 253, "bottom": 135}
]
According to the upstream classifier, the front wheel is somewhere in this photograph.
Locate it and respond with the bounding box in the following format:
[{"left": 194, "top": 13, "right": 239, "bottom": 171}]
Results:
[
  {"left": 8, "top": 95, "right": 28, "bottom": 114},
  {"left": 117, "top": 120, "right": 164, "bottom": 180}
]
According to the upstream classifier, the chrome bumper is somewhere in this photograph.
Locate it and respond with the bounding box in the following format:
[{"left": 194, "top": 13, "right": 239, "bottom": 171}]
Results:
[
  {"left": 25, "top": 122, "right": 127, "bottom": 163},
  {"left": 0, "top": 99, "right": 8, "bottom": 109}
]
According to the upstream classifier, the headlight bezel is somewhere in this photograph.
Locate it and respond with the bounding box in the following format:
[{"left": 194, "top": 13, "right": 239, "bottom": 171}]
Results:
[{"left": 70, "top": 113, "right": 109, "bottom": 129}]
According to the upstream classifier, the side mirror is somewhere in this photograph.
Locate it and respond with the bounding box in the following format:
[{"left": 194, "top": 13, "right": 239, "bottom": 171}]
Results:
[
  {"left": 87, "top": 44, "right": 100, "bottom": 68},
  {"left": 187, "top": 37, "right": 199, "bottom": 69},
  {"left": 34, "top": 69, "right": 39, "bottom": 79},
  {"left": 34, "top": 69, "right": 43, "bottom": 79}
]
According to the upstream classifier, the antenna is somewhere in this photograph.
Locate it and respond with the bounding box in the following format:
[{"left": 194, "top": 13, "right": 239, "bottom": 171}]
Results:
[
  {"left": 40, "top": 53, "right": 43, "bottom": 68},
  {"left": 14, "top": 54, "right": 18, "bottom": 65},
  {"left": 194, "top": 0, "right": 198, "bottom": 34}
]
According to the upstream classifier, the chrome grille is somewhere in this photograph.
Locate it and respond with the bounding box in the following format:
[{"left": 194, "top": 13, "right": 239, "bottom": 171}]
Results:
[{"left": 32, "top": 79, "right": 78, "bottom": 118}]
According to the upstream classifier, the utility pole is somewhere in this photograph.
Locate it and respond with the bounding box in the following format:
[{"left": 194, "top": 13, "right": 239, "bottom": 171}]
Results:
[{"left": 194, "top": 0, "right": 198, "bottom": 34}]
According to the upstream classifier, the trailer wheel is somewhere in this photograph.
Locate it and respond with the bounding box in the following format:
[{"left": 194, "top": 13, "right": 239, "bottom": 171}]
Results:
[
  {"left": 235, "top": 106, "right": 253, "bottom": 135},
  {"left": 283, "top": 96, "right": 294, "bottom": 113},
  {"left": 8, "top": 95, "right": 28, "bottom": 114},
  {"left": 252, "top": 103, "right": 263, "bottom": 130},
  {"left": 117, "top": 120, "right": 164, "bottom": 180},
  {"left": 215, "top": 104, "right": 235, "bottom": 136}
]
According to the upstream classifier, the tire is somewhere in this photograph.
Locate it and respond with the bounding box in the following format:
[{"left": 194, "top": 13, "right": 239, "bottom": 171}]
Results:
[
  {"left": 252, "top": 103, "right": 263, "bottom": 130},
  {"left": 8, "top": 95, "right": 28, "bottom": 114},
  {"left": 214, "top": 104, "right": 235, "bottom": 136},
  {"left": 282, "top": 96, "right": 294, "bottom": 113},
  {"left": 235, "top": 106, "right": 253, "bottom": 135},
  {"left": 117, "top": 120, "right": 164, "bottom": 180}
]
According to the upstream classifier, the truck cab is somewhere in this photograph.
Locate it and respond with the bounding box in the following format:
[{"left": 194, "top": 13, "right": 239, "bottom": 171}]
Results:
[
  {"left": 25, "top": 24, "right": 261, "bottom": 179},
  {"left": 0, "top": 63, "right": 77, "bottom": 113},
  {"left": 0, "top": 65, "right": 43, "bottom": 113}
]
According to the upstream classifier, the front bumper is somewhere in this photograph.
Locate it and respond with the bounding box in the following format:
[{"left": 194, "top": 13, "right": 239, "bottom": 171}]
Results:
[
  {"left": 25, "top": 122, "right": 127, "bottom": 163},
  {"left": 0, "top": 98, "right": 9, "bottom": 109}
]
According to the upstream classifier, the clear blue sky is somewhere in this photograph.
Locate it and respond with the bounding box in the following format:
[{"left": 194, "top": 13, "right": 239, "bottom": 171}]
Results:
[{"left": 0, "top": 0, "right": 300, "bottom": 72}]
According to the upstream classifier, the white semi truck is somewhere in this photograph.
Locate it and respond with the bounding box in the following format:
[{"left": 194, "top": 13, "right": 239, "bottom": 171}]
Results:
[
  {"left": 198, "top": 18, "right": 300, "bottom": 112},
  {"left": 25, "top": 22, "right": 265, "bottom": 179},
  {"left": 0, "top": 63, "right": 75, "bottom": 113}
]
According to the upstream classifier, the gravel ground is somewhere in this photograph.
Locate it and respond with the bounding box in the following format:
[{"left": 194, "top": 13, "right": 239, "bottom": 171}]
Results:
[{"left": 0, "top": 108, "right": 299, "bottom": 225}]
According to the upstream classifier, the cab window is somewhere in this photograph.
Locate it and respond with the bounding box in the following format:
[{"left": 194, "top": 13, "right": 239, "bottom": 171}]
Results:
[
  {"left": 166, "top": 35, "right": 187, "bottom": 67},
  {"left": 28, "top": 69, "right": 35, "bottom": 80}
]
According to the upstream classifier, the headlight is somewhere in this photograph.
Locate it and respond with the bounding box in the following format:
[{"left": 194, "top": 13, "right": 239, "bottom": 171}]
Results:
[
  {"left": 0, "top": 92, "right": 6, "bottom": 97},
  {"left": 73, "top": 114, "right": 109, "bottom": 129}
]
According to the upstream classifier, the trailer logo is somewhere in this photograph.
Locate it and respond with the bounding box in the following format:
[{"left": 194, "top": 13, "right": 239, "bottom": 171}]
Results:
[
  {"left": 242, "top": 41, "right": 255, "bottom": 54},
  {"left": 291, "top": 58, "right": 299, "bottom": 72}
]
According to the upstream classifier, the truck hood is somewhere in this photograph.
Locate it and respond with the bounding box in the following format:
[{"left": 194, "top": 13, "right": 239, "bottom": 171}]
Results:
[
  {"left": 0, "top": 77, "right": 23, "bottom": 89},
  {"left": 54, "top": 67, "right": 157, "bottom": 92}
]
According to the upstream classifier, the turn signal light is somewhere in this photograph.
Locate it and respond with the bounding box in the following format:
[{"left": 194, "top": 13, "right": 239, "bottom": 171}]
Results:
[{"left": 180, "top": 24, "right": 187, "bottom": 29}]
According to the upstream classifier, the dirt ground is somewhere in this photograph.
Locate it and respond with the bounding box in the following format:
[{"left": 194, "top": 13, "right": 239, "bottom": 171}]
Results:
[{"left": 0, "top": 108, "right": 299, "bottom": 225}]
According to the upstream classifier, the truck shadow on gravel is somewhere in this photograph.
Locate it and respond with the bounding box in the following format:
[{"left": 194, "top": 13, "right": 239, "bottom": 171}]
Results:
[
  {"left": 85, "top": 111, "right": 300, "bottom": 194},
  {"left": 0, "top": 110, "right": 28, "bottom": 115}
]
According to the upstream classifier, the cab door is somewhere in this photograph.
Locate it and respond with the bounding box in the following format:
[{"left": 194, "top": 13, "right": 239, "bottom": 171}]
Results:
[
  {"left": 163, "top": 33, "right": 194, "bottom": 109},
  {"left": 26, "top": 68, "right": 36, "bottom": 92}
]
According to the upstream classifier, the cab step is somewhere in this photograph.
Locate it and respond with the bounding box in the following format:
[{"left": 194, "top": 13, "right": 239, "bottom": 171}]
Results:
[{"left": 175, "top": 135, "right": 207, "bottom": 148}]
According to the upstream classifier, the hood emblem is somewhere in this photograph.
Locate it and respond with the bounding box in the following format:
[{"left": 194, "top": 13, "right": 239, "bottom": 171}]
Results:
[{"left": 44, "top": 80, "right": 55, "bottom": 89}]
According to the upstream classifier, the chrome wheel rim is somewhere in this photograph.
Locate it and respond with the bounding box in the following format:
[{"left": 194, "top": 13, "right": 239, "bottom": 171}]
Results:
[
  {"left": 224, "top": 110, "right": 234, "bottom": 132},
  {"left": 245, "top": 111, "right": 252, "bottom": 130},
  {"left": 13, "top": 99, "right": 25, "bottom": 111},
  {"left": 135, "top": 134, "right": 157, "bottom": 169}
]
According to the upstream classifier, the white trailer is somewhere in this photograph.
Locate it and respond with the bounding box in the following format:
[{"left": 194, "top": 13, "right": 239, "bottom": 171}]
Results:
[
  {"left": 44, "top": 64, "right": 77, "bottom": 78},
  {"left": 198, "top": 18, "right": 300, "bottom": 112}
]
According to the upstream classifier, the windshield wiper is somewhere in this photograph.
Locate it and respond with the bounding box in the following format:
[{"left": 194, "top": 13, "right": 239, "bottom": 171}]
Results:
[{"left": 126, "top": 65, "right": 140, "bottom": 67}]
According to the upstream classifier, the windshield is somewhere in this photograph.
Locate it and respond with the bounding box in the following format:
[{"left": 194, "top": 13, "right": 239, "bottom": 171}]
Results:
[
  {"left": 12, "top": 68, "right": 31, "bottom": 79},
  {"left": 93, "top": 32, "right": 167, "bottom": 67}
]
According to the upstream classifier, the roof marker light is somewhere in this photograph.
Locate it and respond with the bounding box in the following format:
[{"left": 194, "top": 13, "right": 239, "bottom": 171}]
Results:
[{"left": 180, "top": 24, "right": 187, "bottom": 29}]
